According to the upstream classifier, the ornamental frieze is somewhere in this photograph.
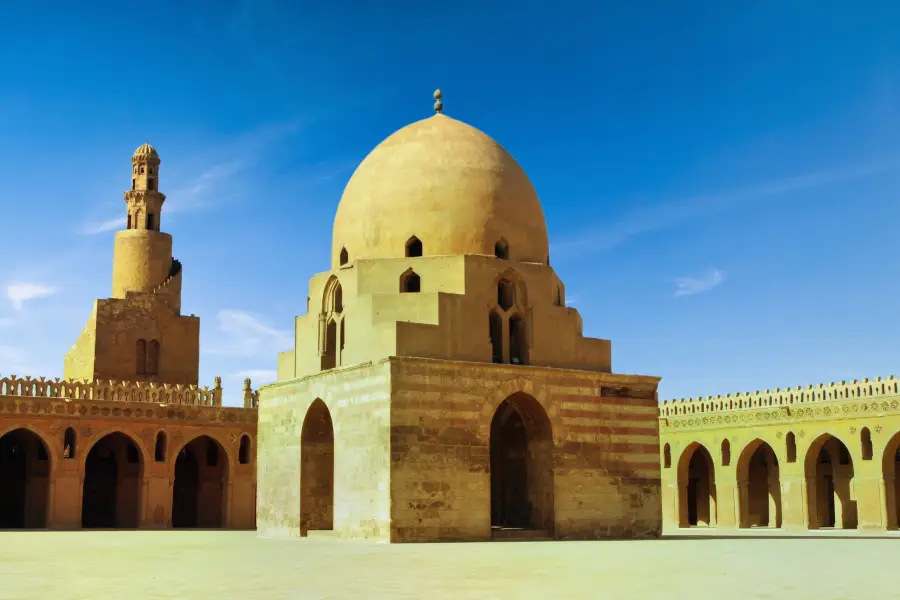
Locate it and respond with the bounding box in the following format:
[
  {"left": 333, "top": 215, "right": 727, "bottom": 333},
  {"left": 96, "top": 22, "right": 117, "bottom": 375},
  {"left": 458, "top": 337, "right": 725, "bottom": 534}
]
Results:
[{"left": 0, "top": 397, "right": 256, "bottom": 426}]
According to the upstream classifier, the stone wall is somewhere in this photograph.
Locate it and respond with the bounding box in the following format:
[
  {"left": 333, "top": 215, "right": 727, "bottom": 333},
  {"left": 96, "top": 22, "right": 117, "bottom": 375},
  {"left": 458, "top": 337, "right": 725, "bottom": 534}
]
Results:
[
  {"left": 389, "top": 357, "right": 661, "bottom": 542},
  {"left": 257, "top": 361, "right": 392, "bottom": 540},
  {"left": 0, "top": 388, "right": 257, "bottom": 529},
  {"left": 659, "top": 376, "right": 900, "bottom": 532}
]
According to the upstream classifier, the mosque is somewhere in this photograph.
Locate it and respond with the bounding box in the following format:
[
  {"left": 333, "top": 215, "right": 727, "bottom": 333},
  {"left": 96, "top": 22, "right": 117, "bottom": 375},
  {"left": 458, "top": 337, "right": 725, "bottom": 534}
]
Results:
[
  {"left": 0, "top": 142, "right": 257, "bottom": 530},
  {"left": 256, "top": 91, "right": 663, "bottom": 542}
]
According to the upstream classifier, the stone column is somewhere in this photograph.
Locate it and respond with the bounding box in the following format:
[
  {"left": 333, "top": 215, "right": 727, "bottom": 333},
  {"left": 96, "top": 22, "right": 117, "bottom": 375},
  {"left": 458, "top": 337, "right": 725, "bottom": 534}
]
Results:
[
  {"left": 51, "top": 459, "right": 82, "bottom": 529},
  {"left": 855, "top": 475, "right": 886, "bottom": 531},
  {"left": 884, "top": 476, "right": 898, "bottom": 530},
  {"left": 715, "top": 479, "right": 736, "bottom": 529},
  {"left": 780, "top": 473, "right": 808, "bottom": 531}
]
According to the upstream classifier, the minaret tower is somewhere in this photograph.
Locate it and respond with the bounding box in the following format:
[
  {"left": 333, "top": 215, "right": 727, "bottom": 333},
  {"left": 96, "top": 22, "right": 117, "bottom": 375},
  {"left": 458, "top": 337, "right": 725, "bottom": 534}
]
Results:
[{"left": 110, "top": 142, "right": 182, "bottom": 312}]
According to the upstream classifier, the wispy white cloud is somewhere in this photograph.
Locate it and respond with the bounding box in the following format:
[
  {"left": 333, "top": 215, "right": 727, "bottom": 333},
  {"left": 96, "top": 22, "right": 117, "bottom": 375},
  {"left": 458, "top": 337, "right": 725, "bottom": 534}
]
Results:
[
  {"left": 553, "top": 159, "right": 900, "bottom": 258},
  {"left": 6, "top": 282, "right": 58, "bottom": 310},
  {"left": 673, "top": 269, "right": 725, "bottom": 298},
  {"left": 566, "top": 294, "right": 580, "bottom": 306},
  {"left": 80, "top": 216, "right": 123, "bottom": 235},
  {"left": 205, "top": 309, "right": 291, "bottom": 358}
]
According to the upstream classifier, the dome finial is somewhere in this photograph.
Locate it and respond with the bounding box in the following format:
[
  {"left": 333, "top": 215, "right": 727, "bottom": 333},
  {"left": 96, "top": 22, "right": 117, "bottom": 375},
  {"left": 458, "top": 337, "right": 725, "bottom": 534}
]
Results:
[{"left": 433, "top": 89, "right": 443, "bottom": 114}]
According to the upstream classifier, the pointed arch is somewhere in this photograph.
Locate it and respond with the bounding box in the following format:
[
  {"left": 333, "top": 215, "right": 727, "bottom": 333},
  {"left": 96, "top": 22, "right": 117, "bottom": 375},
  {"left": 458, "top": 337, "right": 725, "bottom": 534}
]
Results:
[
  {"left": 322, "top": 276, "right": 343, "bottom": 314},
  {"left": 405, "top": 235, "right": 423, "bottom": 257},
  {"left": 493, "top": 268, "right": 527, "bottom": 311},
  {"left": 677, "top": 443, "right": 717, "bottom": 527},
  {"left": 82, "top": 431, "right": 144, "bottom": 528},
  {"left": 804, "top": 433, "right": 857, "bottom": 529},
  {"left": 489, "top": 392, "right": 554, "bottom": 533},
  {"left": 339, "top": 247, "right": 349, "bottom": 266},
  {"left": 494, "top": 238, "right": 509, "bottom": 259},
  {"left": 400, "top": 269, "right": 421, "bottom": 293},
  {"left": 301, "top": 398, "right": 334, "bottom": 534},
  {"left": 64, "top": 427, "right": 77, "bottom": 459},
  {"left": 786, "top": 432, "right": 797, "bottom": 463},
  {"left": 736, "top": 439, "right": 781, "bottom": 528},
  {"left": 881, "top": 431, "right": 900, "bottom": 530},
  {"left": 239, "top": 435, "right": 251, "bottom": 464},
  {"left": 861, "top": 427, "right": 873, "bottom": 461},
  {"left": 0, "top": 428, "right": 51, "bottom": 528},
  {"left": 509, "top": 313, "right": 528, "bottom": 365},
  {"left": 721, "top": 439, "right": 731, "bottom": 466},
  {"left": 154, "top": 431, "right": 167, "bottom": 462},
  {"left": 489, "top": 311, "right": 503, "bottom": 364},
  {"left": 172, "top": 435, "right": 229, "bottom": 528}
]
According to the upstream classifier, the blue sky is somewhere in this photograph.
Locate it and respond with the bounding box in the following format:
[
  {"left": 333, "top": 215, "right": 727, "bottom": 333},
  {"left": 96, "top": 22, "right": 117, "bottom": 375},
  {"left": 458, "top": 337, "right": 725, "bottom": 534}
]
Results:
[{"left": 0, "top": 2, "right": 898, "bottom": 405}]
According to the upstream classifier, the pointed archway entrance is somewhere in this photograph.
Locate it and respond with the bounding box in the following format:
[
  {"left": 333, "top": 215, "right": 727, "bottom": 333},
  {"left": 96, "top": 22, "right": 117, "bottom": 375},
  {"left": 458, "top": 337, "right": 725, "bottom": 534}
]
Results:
[
  {"left": 882, "top": 432, "right": 900, "bottom": 530},
  {"left": 489, "top": 393, "right": 554, "bottom": 535},
  {"left": 677, "top": 444, "right": 717, "bottom": 527},
  {"left": 300, "top": 398, "right": 334, "bottom": 535},
  {"left": 82, "top": 432, "right": 143, "bottom": 528},
  {"left": 0, "top": 429, "right": 51, "bottom": 528},
  {"left": 172, "top": 436, "right": 228, "bottom": 528},
  {"left": 805, "top": 434, "right": 857, "bottom": 529},
  {"left": 738, "top": 440, "right": 781, "bottom": 528}
]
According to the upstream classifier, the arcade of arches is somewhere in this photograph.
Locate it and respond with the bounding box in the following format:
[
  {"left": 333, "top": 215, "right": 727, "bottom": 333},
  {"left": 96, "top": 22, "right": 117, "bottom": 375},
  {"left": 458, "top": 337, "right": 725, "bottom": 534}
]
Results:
[
  {"left": 0, "top": 422, "right": 256, "bottom": 530},
  {"left": 661, "top": 403, "right": 900, "bottom": 532}
]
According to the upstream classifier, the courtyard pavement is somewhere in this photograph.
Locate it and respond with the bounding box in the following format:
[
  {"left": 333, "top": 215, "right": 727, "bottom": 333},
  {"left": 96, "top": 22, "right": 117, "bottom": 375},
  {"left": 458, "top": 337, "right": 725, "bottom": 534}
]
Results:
[{"left": 0, "top": 530, "right": 895, "bottom": 599}]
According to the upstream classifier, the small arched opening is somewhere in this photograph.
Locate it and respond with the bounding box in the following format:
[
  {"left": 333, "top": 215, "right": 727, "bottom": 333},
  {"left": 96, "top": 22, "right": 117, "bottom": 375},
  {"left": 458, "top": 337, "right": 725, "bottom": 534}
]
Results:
[
  {"left": 400, "top": 270, "right": 421, "bottom": 293},
  {"left": 737, "top": 440, "right": 781, "bottom": 528},
  {"left": 154, "top": 432, "right": 166, "bottom": 462},
  {"left": 721, "top": 439, "right": 731, "bottom": 466},
  {"left": 147, "top": 340, "right": 160, "bottom": 376},
  {"left": 405, "top": 236, "right": 423, "bottom": 257},
  {"left": 489, "top": 393, "right": 554, "bottom": 534},
  {"left": 861, "top": 427, "right": 873, "bottom": 461},
  {"left": 489, "top": 311, "right": 503, "bottom": 364},
  {"left": 82, "top": 432, "right": 143, "bottom": 528},
  {"left": 135, "top": 339, "right": 147, "bottom": 375},
  {"left": 663, "top": 443, "right": 671, "bottom": 469},
  {"left": 339, "top": 247, "right": 349, "bottom": 266},
  {"left": 494, "top": 239, "right": 509, "bottom": 259},
  {"left": 786, "top": 432, "right": 797, "bottom": 463},
  {"left": 805, "top": 434, "right": 857, "bottom": 529},
  {"left": 64, "top": 427, "right": 77, "bottom": 459},
  {"left": 301, "top": 399, "right": 334, "bottom": 535},
  {"left": 172, "top": 436, "right": 228, "bottom": 528},
  {"left": 509, "top": 314, "right": 528, "bottom": 365},
  {"left": 321, "top": 319, "right": 337, "bottom": 371},
  {"left": 239, "top": 435, "right": 251, "bottom": 465},
  {"left": 677, "top": 443, "right": 717, "bottom": 527},
  {"left": 0, "top": 429, "right": 51, "bottom": 528}
]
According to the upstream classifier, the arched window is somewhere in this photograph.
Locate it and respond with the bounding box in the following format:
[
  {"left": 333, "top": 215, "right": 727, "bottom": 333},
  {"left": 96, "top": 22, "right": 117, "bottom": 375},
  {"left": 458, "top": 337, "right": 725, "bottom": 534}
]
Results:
[
  {"left": 333, "top": 284, "right": 343, "bottom": 313},
  {"left": 147, "top": 340, "right": 160, "bottom": 375},
  {"left": 554, "top": 286, "right": 562, "bottom": 306},
  {"left": 339, "top": 247, "right": 348, "bottom": 266},
  {"left": 127, "top": 214, "right": 132, "bottom": 229},
  {"left": 509, "top": 314, "right": 527, "bottom": 365},
  {"left": 400, "top": 270, "right": 421, "bottom": 293},
  {"left": 494, "top": 238, "right": 509, "bottom": 259},
  {"left": 131, "top": 178, "right": 136, "bottom": 190},
  {"left": 339, "top": 319, "right": 346, "bottom": 366},
  {"left": 489, "top": 311, "right": 503, "bottom": 364},
  {"left": 497, "top": 279, "right": 515, "bottom": 311},
  {"left": 239, "top": 435, "right": 251, "bottom": 464},
  {"left": 663, "top": 443, "right": 671, "bottom": 468},
  {"left": 405, "top": 236, "right": 423, "bottom": 257},
  {"left": 721, "top": 439, "right": 731, "bottom": 466},
  {"left": 64, "top": 427, "right": 77, "bottom": 459},
  {"left": 322, "top": 319, "right": 337, "bottom": 371},
  {"left": 148, "top": 178, "right": 155, "bottom": 190},
  {"left": 154, "top": 431, "right": 167, "bottom": 462},
  {"left": 861, "top": 427, "right": 873, "bottom": 460},
  {"left": 786, "top": 432, "right": 797, "bottom": 462},
  {"left": 146, "top": 213, "right": 155, "bottom": 230},
  {"left": 135, "top": 339, "right": 147, "bottom": 375}
]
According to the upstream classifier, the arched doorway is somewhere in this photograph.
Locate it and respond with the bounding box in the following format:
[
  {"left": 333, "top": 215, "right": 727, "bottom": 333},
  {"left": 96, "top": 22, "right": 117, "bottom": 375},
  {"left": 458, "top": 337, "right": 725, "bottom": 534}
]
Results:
[
  {"left": 172, "top": 436, "right": 228, "bottom": 528},
  {"left": 882, "top": 432, "right": 900, "bottom": 530},
  {"left": 489, "top": 393, "right": 554, "bottom": 533},
  {"left": 805, "top": 434, "right": 857, "bottom": 529},
  {"left": 738, "top": 440, "right": 781, "bottom": 528},
  {"left": 678, "top": 444, "right": 717, "bottom": 527},
  {"left": 82, "top": 432, "right": 143, "bottom": 528},
  {"left": 0, "top": 429, "right": 51, "bottom": 528},
  {"left": 300, "top": 398, "right": 334, "bottom": 534}
]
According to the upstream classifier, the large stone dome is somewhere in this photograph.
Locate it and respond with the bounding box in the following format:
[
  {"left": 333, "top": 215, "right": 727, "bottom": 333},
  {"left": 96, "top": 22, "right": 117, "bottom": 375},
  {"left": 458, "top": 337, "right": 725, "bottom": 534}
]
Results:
[{"left": 331, "top": 112, "right": 549, "bottom": 268}]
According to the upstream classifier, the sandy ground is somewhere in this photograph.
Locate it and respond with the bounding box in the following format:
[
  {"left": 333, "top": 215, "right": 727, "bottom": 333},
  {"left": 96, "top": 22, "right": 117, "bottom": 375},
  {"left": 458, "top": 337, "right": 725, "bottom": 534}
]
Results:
[{"left": 0, "top": 530, "right": 896, "bottom": 599}]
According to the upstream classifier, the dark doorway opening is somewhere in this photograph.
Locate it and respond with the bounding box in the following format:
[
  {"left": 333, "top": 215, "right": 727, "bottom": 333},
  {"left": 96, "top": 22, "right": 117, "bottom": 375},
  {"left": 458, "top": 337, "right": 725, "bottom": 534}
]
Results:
[
  {"left": 0, "top": 429, "right": 50, "bottom": 528},
  {"left": 172, "top": 436, "right": 228, "bottom": 528},
  {"left": 82, "top": 432, "right": 143, "bottom": 528}
]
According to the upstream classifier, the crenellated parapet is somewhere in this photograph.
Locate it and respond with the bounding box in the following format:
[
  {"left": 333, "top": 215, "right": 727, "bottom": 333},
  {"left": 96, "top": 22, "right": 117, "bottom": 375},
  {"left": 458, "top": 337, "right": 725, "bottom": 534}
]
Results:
[
  {"left": 659, "top": 376, "right": 899, "bottom": 418},
  {"left": 0, "top": 373, "right": 260, "bottom": 409}
]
